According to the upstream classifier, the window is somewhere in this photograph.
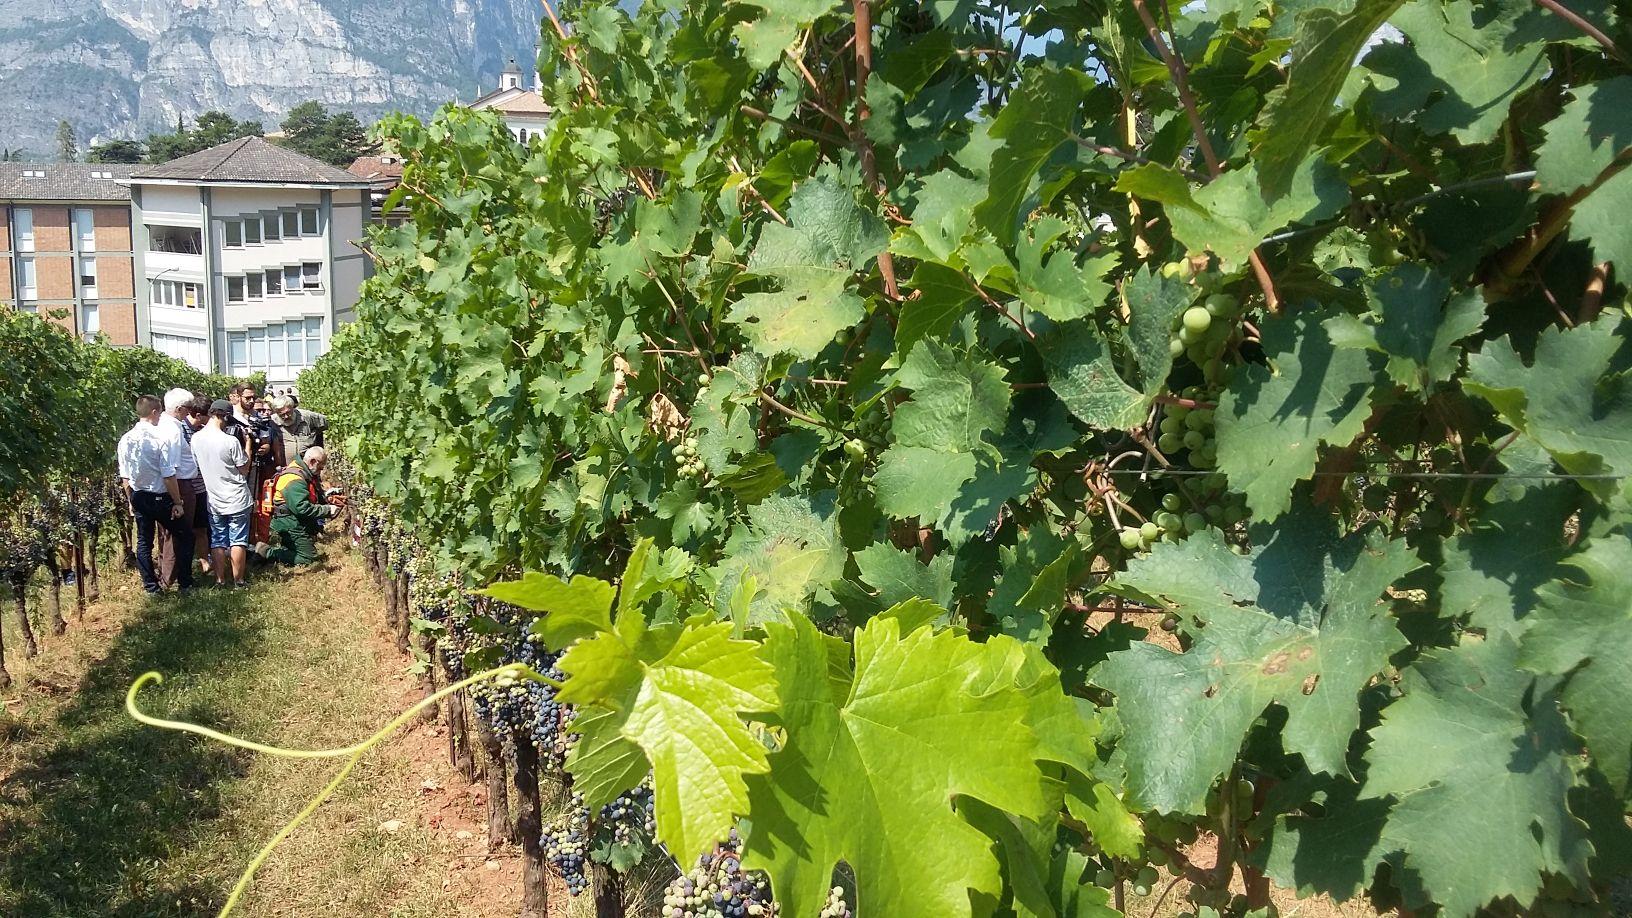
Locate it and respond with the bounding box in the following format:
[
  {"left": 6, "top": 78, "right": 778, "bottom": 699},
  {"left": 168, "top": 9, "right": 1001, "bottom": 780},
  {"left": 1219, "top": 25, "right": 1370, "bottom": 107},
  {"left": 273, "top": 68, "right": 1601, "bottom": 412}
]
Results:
[
  {"left": 282, "top": 211, "right": 300, "bottom": 237},
  {"left": 18, "top": 256, "right": 36, "bottom": 299},
  {"left": 183, "top": 282, "right": 199, "bottom": 309},
  {"left": 264, "top": 268, "right": 282, "bottom": 295},
  {"left": 80, "top": 303, "right": 99, "bottom": 338},
  {"left": 284, "top": 265, "right": 301, "bottom": 292},
  {"left": 227, "top": 275, "right": 245, "bottom": 303},
  {"left": 263, "top": 214, "right": 280, "bottom": 242},
  {"left": 153, "top": 333, "right": 209, "bottom": 372},
  {"left": 243, "top": 217, "right": 262, "bottom": 245},
  {"left": 224, "top": 220, "right": 243, "bottom": 248},
  {"left": 149, "top": 225, "right": 202, "bottom": 254},
  {"left": 78, "top": 255, "right": 97, "bottom": 297},
  {"left": 226, "top": 318, "right": 324, "bottom": 375},
  {"left": 518, "top": 128, "right": 528, "bottom": 143},
  {"left": 90, "top": 170, "right": 112, "bottom": 180},
  {"left": 299, "top": 207, "right": 319, "bottom": 235},
  {"left": 302, "top": 261, "right": 322, "bottom": 290},
  {"left": 20, "top": 169, "right": 43, "bottom": 178},
  {"left": 74, "top": 208, "right": 95, "bottom": 252},
  {"left": 15, "top": 208, "right": 33, "bottom": 252},
  {"left": 247, "top": 272, "right": 264, "bottom": 300},
  {"left": 248, "top": 327, "right": 267, "bottom": 366}
]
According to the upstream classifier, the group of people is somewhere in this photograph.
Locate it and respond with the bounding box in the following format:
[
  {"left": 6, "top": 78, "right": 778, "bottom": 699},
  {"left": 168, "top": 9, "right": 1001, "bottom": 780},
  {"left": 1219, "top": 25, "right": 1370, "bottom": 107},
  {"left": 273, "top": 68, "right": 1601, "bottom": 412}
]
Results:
[{"left": 115, "top": 383, "right": 343, "bottom": 595}]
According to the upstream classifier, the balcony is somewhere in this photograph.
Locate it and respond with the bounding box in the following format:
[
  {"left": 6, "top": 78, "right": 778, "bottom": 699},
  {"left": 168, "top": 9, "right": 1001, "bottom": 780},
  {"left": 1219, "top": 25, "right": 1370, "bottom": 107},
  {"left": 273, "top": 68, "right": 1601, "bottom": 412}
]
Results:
[{"left": 145, "top": 249, "right": 205, "bottom": 282}]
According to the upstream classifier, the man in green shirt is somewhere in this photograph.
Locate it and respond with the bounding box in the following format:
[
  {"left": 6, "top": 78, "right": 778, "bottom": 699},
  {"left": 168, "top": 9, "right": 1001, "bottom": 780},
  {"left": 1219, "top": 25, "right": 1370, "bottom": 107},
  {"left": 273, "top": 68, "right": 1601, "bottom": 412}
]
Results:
[{"left": 255, "top": 446, "right": 341, "bottom": 566}]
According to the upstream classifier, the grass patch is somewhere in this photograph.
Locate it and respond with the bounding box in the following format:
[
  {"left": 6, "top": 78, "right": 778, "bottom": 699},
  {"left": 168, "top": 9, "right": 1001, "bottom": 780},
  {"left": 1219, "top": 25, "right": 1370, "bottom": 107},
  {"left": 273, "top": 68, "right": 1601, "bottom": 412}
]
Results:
[{"left": 0, "top": 552, "right": 499, "bottom": 917}]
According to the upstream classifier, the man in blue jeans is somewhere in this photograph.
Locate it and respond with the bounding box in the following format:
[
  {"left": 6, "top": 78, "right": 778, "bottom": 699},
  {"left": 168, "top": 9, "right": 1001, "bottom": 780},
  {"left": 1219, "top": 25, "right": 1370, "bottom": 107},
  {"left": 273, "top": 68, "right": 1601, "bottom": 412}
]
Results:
[{"left": 117, "top": 395, "right": 193, "bottom": 594}]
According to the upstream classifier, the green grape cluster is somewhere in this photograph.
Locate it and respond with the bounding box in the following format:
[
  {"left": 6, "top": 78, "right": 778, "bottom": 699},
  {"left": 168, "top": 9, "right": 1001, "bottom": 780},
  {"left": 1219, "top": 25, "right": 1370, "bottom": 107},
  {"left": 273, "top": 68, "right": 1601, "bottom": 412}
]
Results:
[
  {"left": 675, "top": 436, "right": 707, "bottom": 480},
  {"left": 1155, "top": 392, "right": 1218, "bottom": 468},
  {"left": 854, "top": 405, "right": 891, "bottom": 442},
  {"left": 1121, "top": 477, "right": 1249, "bottom": 554}
]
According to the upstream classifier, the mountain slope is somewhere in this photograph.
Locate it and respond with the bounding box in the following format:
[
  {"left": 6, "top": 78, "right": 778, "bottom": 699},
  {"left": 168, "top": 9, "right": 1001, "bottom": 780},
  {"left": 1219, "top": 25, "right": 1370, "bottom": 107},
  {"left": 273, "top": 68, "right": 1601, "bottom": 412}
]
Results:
[{"left": 0, "top": 0, "right": 542, "bottom": 155}]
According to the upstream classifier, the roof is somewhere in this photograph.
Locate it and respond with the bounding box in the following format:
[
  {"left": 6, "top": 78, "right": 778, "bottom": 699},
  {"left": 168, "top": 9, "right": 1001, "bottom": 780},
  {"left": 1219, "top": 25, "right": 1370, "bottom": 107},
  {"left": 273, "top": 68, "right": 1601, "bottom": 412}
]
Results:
[
  {"left": 470, "top": 87, "right": 554, "bottom": 116},
  {"left": 0, "top": 163, "right": 135, "bottom": 201},
  {"left": 128, "top": 136, "right": 370, "bottom": 186},
  {"left": 346, "top": 155, "right": 404, "bottom": 191},
  {"left": 502, "top": 58, "right": 522, "bottom": 74}
]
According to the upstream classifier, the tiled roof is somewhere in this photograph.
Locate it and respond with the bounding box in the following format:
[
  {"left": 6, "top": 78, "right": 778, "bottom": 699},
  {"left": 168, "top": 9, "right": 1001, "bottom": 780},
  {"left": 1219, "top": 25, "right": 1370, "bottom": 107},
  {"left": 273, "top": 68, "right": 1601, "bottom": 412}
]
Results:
[
  {"left": 0, "top": 163, "right": 135, "bottom": 201},
  {"left": 469, "top": 87, "right": 554, "bottom": 115},
  {"left": 129, "top": 136, "right": 369, "bottom": 185},
  {"left": 346, "top": 155, "right": 404, "bottom": 181}
]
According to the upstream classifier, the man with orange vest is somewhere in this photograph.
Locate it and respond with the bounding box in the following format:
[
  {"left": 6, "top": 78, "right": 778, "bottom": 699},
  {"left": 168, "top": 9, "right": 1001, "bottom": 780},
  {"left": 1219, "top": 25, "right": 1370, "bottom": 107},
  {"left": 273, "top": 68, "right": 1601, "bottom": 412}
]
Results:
[{"left": 254, "top": 446, "right": 342, "bottom": 566}]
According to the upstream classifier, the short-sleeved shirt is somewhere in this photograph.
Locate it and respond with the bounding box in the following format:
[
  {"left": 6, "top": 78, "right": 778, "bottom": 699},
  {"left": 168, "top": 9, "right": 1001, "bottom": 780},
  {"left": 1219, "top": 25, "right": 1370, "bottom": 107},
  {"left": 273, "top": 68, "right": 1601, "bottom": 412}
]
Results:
[
  {"left": 192, "top": 424, "right": 253, "bottom": 515},
  {"left": 159, "top": 412, "right": 200, "bottom": 480},
  {"left": 117, "top": 421, "right": 179, "bottom": 494}
]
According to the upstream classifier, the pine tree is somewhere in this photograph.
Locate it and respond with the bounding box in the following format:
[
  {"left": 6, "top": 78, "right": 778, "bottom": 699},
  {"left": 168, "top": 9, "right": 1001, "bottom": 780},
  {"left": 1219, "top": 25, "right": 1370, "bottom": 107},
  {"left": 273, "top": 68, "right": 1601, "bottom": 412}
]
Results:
[{"left": 55, "top": 120, "right": 77, "bottom": 163}]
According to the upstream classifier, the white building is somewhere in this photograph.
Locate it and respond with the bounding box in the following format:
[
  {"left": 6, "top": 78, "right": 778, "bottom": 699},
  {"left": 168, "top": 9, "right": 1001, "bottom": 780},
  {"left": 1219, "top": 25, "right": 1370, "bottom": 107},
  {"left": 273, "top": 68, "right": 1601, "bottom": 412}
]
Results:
[
  {"left": 469, "top": 58, "right": 553, "bottom": 143},
  {"left": 126, "top": 137, "right": 372, "bottom": 386}
]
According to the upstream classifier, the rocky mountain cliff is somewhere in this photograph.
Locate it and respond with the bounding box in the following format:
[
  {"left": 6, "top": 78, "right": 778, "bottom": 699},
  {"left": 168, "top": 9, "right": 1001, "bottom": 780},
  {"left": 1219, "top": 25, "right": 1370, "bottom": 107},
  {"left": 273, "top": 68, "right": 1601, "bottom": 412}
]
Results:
[{"left": 0, "top": 0, "right": 543, "bottom": 154}]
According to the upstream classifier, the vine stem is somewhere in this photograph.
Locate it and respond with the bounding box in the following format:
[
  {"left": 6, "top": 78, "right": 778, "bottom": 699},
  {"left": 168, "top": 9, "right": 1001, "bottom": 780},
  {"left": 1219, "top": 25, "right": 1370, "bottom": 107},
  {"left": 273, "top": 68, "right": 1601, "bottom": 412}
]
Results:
[
  {"left": 126, "top": 664, "right": 556, "bottom": 917},
  {"left": 1128, "top": 0, "right": 1281, "bottom": 313},
  {"left": 1533, "top": 0, "right": 1627, "bottom": 62},
  {"left": 852, "top": 0, "right": 901, "bottom": 301}
]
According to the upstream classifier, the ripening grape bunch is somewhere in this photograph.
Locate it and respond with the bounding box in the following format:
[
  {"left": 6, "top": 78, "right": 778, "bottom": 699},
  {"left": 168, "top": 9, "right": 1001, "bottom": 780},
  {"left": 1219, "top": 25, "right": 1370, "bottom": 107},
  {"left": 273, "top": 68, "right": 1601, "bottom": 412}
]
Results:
[
  {"left": 541, "top": 793, "right": 591, "bottom": 895},
  {"left": 818, "top": 885, "right": 852, "bottom": 918},
  {"left": 675, "top": 435, "right": 707, "bottom": 481},
  {"left": 659, "top": 830, "right": 777, "bottom": 918},
  {"left": 597, "top": 779, "right": 655, "bottom": 846}
]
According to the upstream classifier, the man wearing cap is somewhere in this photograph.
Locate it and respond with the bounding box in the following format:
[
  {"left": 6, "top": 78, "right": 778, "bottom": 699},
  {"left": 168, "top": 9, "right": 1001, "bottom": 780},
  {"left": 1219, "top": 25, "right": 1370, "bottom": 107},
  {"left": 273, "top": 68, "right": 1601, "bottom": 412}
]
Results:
[
  {"left": 117, "top": 395, "right": 190, "bottom": 594},
  {"left": 155, "top": 388, "right": 201, "bottom": 589},
  {"left": 192, "top": 399, "right": 254, "bottom": 587}
]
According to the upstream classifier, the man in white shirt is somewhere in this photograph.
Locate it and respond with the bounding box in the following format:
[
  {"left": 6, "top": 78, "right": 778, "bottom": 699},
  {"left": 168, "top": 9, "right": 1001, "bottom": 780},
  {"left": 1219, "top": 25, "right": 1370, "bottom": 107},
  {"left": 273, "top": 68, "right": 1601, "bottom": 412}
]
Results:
[
  {"left": 193, "top": 399, "right": 255, "bottom": 587},
  {"left": 117, "top": 395, "right": 191, "bottom": 594},
  {"left": 156, "top": 388, "right": 200, "bottom": 589}
]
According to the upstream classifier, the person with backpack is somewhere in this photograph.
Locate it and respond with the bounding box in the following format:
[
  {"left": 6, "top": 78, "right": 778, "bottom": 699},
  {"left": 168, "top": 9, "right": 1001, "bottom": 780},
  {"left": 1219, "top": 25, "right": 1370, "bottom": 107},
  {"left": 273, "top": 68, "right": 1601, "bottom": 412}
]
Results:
[{"left": 254, "top": 446, "right": 342, "bottom": 566}]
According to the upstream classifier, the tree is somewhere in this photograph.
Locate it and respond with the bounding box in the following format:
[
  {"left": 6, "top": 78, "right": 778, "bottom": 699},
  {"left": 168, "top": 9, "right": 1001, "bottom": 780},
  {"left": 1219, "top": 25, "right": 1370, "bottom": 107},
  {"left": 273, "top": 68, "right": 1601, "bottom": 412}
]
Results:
[
  {"left": 55, "top": 121, "right": 76, "bottom": 162},
  {"left": 143, "top": 111, "right": 263, "bottom": 163},
  {"left": 85, "top": 139, "right": 145, "bottom": 164},
  {"left": 278, "top": 101, "right": 371, "bottom": 167}
]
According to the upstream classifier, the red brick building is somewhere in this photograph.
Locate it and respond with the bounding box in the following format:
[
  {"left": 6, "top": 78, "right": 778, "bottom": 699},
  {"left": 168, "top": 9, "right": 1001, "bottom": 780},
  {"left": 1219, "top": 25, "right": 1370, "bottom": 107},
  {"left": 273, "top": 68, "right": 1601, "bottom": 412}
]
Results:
[{"left": 0, "top": 164, "right": 138, "bottom": 344}]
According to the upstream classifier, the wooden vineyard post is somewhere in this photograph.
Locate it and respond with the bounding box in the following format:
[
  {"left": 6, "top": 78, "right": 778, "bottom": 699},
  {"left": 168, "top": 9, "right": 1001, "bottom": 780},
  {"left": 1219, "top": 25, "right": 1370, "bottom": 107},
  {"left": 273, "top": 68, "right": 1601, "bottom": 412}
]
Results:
[
  {"left": 383, "top": 557, "right": 401, "bottom": 633},
  {"left": 42, "top": 556, "right": 66, "bottom": 636},
  {"left": 593, "top": 867, "right": 625, "bottom": 918},
  {"left": 395, "top": 571, "right": 411, "bottom": 654},
  {"left": 514, "top": 737, "right": 550, "bottom": 918},
  {"left": 478, "top": 719, "right": 515, "bottom": 847},
  {"left": 84, "top": 524, "right": 101, "bottom": 604},
  {"left": 10, "top": 576, "right": 37, "bottom": 659},
  {"left": 72, "top": 533, "right": 87, "bottom": 617}
]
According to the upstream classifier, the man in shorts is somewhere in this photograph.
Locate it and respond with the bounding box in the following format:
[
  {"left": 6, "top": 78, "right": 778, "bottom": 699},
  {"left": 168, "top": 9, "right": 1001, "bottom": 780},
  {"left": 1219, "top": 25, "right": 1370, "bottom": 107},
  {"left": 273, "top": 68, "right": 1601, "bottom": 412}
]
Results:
[{"left": 192, "top": 399, "right": 254, "bottom": 586}]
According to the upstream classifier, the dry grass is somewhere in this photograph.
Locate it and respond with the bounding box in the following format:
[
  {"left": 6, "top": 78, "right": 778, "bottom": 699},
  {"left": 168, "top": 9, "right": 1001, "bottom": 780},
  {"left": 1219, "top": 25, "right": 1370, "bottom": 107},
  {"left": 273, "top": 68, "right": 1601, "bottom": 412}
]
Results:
[{"left": 0, "top": 545, "right": 530, "bottom": 917}]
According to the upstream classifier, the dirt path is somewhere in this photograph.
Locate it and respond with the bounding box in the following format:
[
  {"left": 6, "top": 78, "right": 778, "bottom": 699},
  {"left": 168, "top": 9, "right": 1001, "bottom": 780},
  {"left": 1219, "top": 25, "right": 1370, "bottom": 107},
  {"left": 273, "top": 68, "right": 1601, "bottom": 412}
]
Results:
[{"left": 0, "top": 543, "right": 537, "bottom": 917}]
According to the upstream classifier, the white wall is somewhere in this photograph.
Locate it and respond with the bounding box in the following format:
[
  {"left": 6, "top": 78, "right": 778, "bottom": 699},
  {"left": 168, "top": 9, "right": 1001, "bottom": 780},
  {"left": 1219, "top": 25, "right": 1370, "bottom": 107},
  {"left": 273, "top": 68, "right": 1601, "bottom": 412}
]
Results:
[{"left": 141, "top": 185, "right": 203, "bottom": 226}]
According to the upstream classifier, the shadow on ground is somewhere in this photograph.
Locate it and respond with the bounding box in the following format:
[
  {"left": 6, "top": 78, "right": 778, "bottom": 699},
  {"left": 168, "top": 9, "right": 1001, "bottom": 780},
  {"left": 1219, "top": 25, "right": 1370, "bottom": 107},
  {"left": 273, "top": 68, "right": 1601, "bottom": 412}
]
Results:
[{"left": 0, "top": 587, "right": 268, "bottom": 917}]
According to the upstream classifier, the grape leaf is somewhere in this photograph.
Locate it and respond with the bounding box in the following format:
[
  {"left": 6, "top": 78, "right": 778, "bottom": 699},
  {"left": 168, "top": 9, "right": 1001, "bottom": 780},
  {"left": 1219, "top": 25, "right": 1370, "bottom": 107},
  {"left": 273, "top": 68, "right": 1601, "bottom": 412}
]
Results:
[
  {"left": 479, "top": 572, "right": 615, "bottom": 647},
  {"left": 1518, "top": 534, "right": 1632, "bottom": 803},
  {"left": 742, "top": 615, "right": 1059, "bottom": 918},
  {"left": 1252, "top": 0, "right": 1405, "bottom": 200},
  {"left": 1016, "top": 215, "right": 1115, "bottom": 322},
  {"left": 1434, "top": 480, "right": 1576, "bottom": 634},
  {"left": 731, "top": 0, "right": 844, "bottom": 68},
  {"left": 1362, "top": 0, "right": 1547, "bottom": 144},
  {"left": 975, "top": 66, "right": 1085, "bottom": 245},
  {"left": 899, "top": 261, "right": 977, "bottom": 357},
  {"left": 1328, "top": 264, "right": 1485, "bottom": 390},
  {"left": 852, "top": 542, "right": 955, "bottom": 609},
  {"left": 717, "top": 493, "right": 846, "bottom": 623},
  {"left": 1167, "top": 159, "right": 1348, "bottom": 269},
  {"left": 558, "top": 620, "right": 779, "bottom": 864},
  {"left": 1465, "top": 318, "right": 1632, "bottom": 489},
  {"left": 1256, "top": 774, "right": 1391, "bottom": 901},
  {"left": 1038, "top": 321, "right": 1148, "bottom": 430},
  {"left": 1096, "top": 507, "right": 1417, "bottom": 813},
  {"left": 1123, "top": 269, "right": 1194, "bottom": 395},
  {"left": 1215, "top": 308, "right": 1384, "bottom": 521},
  {"left": 1362, "top": 637, "right": 1593, "bottom": 917},
  {"left": 1535, "top": 77, "right": 1632, "bottom": 272},
  {"left": 875, "top": 341, "right": 1011, "bottom": 521},
  {"left": 730, "top": 180, "right": 884, "bottom": 360}
]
